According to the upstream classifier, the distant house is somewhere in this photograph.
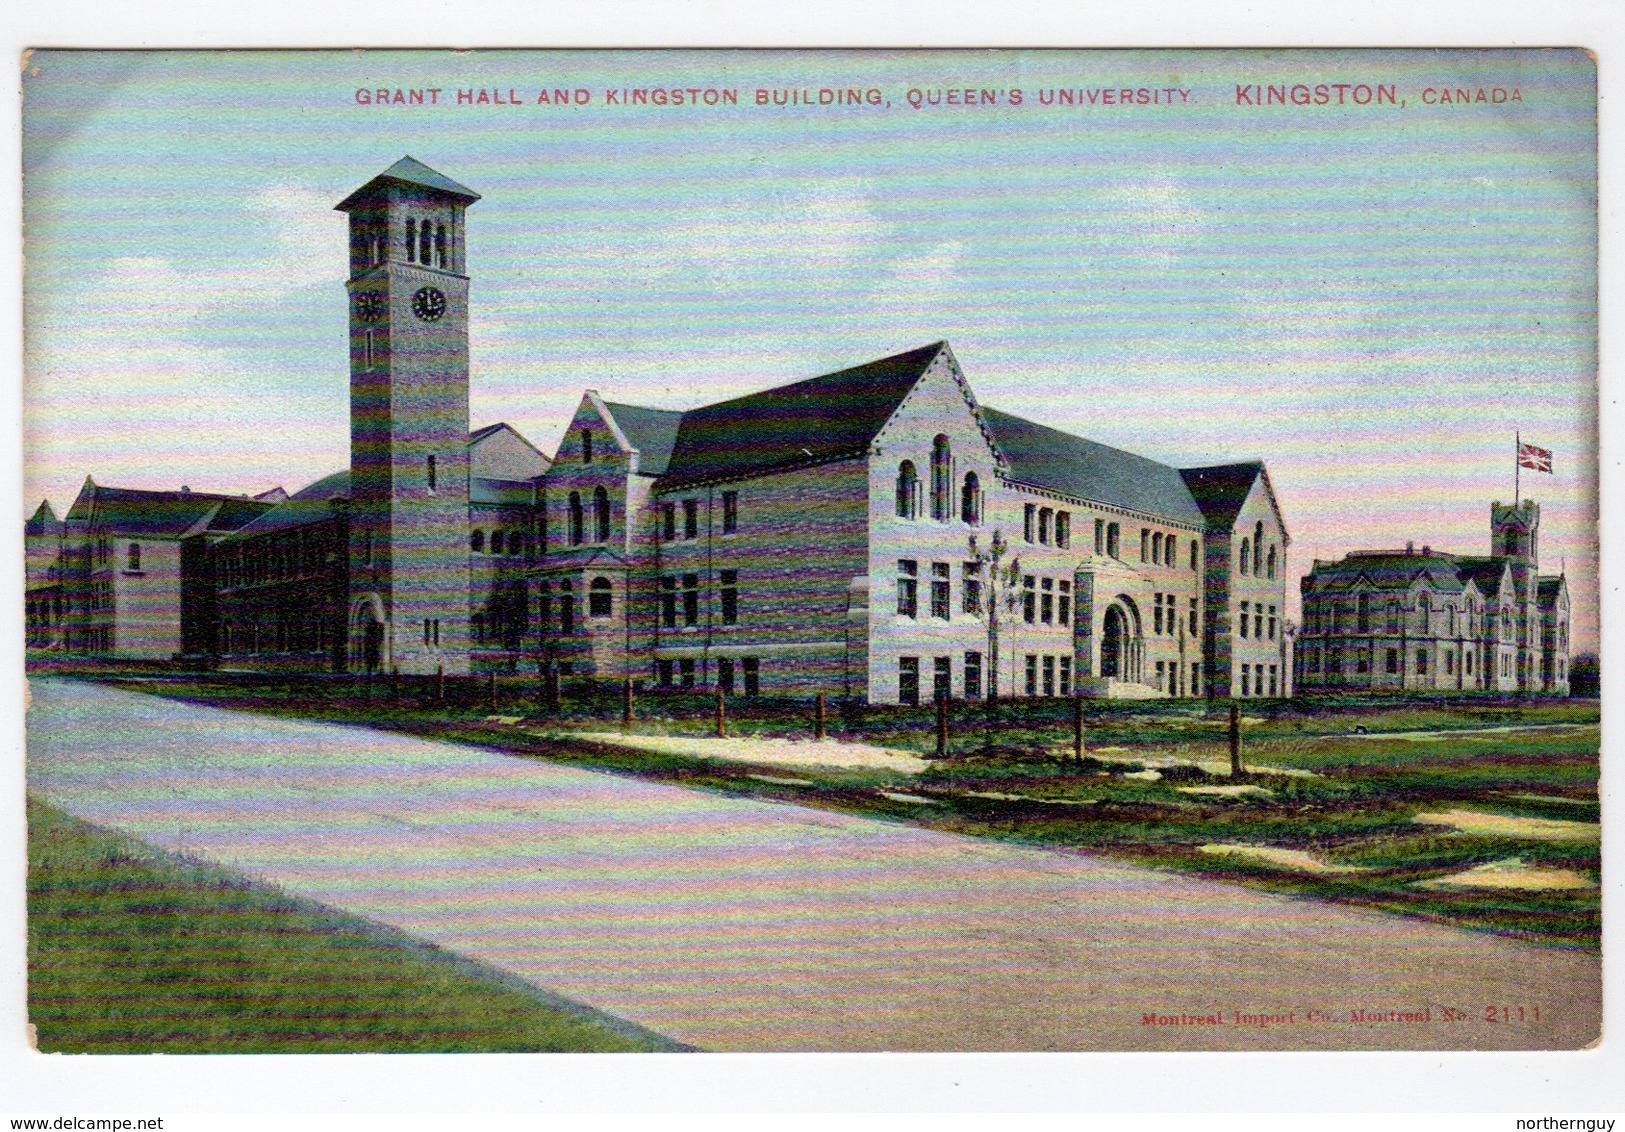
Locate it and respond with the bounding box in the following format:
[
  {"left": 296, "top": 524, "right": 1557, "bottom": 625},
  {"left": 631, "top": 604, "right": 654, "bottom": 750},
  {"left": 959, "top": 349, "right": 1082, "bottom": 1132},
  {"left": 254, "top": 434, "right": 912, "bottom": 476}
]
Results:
[{"left": 1296, "top": 502, "right": 1570, "bottom": 696}]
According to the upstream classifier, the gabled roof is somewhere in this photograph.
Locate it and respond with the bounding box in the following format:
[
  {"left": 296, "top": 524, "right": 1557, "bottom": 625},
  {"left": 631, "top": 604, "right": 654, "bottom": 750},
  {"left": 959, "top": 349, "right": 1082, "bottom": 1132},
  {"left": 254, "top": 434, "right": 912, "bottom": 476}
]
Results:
[
  {"left": 1179, "top": 462, "right": 1265, "bottom": 529},
  {"left": 336, "top": 156, "right": 480, "bottom": 211},
  {"left": 1537, "top": 575, "right": 1567, "bottom": 603},
  {"left": 469, "top": 423, "right": 508, "bottom": 444},
  {"left": 220, "top": 470, "right": 350, "bottom": 543},
  {"left": 603, "top": 403, "right": 685, "bottom": 476},
  {"left": 25, "top": 500, "right": 59, "bottom": 535},
  {"left": 291, "top": 469, "right": 351, "bottom": 500},
  {"left": 1453, "top": 556, "right": 1513, "bottom": 596},
  {"left": 982, "top": 408, "right": 1205, "bottom": 525},
  {"left": 658, "top": 342, "right": 946, "bottom": 486},
  {"left": 64, "top": 483, "right": 268, "bottom": 537}
]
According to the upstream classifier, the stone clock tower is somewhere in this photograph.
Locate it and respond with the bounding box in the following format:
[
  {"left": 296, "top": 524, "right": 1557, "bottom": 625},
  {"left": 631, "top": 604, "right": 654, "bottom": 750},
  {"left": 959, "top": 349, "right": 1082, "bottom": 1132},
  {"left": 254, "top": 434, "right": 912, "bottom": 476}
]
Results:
[{"left": 336, "top": 157, "right": 478, "bottom": 675}]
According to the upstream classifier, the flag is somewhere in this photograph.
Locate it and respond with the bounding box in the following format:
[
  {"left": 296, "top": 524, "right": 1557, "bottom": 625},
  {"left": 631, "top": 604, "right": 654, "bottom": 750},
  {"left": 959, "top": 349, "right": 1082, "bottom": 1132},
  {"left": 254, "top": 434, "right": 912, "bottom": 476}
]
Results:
[{"left": 1518, "top": 441, "right": 1553, "bottom": 473}]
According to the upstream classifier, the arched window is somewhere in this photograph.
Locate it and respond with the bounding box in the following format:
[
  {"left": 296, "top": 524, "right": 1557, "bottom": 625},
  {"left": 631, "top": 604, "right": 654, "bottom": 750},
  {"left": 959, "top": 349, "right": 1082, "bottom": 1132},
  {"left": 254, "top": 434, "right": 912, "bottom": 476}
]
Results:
[
  {"left": 581, "top": 429, "right": 593, "bottom": 464},
  {"left": 594, "top": 486, "right": 611, "bottom": 542},
  {"left": 471, "top": 530, "right": 485, "bottom": 553},
  {"left": 1255, "top": 521, "right": 1265, "bottom": 553},
  {"left": 1152, "top": 532, "right": 1163, "bottom": 563},
  {"left": 930, "top": 435, "right": 952, "bottom": 521},
  {"left": 568, "top": 492, "right": 584, "bottom": 545},
  {"left": 961, "top": 471, "right": 981, "bottom": 526},
  {"left": 419, "top": 220, "right": 432, "bottom": 264},
  {"left": 491, "top": 531, "right": 505, "bottom": 555},
  {"left": 1056, "top": 511, "right": 1070, "bottom": 548},
  {"left": 127, "top": 543, "right": 140, "bottom": 570},
  {"left": 405, "top": 217, "right": 417, "bottom": 263},
  {"left": 896, "top": 460, "right": 919, "bottom": 519},
  {"left": 426, "top": 454, "right": 437, "bottom": 492},
  {"left": 589, "top": 576, "right": 612, "bottom": 617},
  {"left": 1039, "top": 507, "right": 1053, "bottom": 545},
  {"left": 1239, "top": 539, "right": 1251, "bottom": 575},
  {"left": 1267, "top": 545, "right": 1277, "bottom": 579},
  {"left": 1190, "top": 541, "right": 1199, "bottom": 570},
  {"left": 536, "top": 581, "right": 553, "bottom": 630},
  {"left": 435, "top": 224, "right": 447, "bottom": 267}
]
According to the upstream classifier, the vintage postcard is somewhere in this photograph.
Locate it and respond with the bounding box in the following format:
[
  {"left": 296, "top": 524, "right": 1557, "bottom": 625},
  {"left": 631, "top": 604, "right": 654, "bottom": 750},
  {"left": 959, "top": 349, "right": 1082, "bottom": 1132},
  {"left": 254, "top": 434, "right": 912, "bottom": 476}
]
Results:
[{"left": 20, "top": 48, "right": 1599, "bottom": 1058}]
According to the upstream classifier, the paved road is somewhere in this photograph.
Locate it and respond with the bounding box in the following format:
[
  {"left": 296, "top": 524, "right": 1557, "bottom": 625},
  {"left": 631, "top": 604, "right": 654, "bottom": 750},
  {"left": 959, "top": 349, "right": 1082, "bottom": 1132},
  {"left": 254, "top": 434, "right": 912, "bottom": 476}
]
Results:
[{"left": 26, "top": 677, "right": 1600, "bottom": 1052}]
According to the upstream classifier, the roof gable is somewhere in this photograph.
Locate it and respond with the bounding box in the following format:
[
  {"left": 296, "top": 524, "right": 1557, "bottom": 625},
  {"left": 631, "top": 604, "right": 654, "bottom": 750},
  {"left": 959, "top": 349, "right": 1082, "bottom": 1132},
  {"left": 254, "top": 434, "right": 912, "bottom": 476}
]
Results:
[
  {"left": 602, "top": 402, "right": 685, "bottom": 476},
  {"left": 658, "top": 342, "right": 945, "bottom": 486},
  {"left": 470, "top": 422, "right": 551, "bottom": 480},
  {"left": 1179, "top": 463, "right": 1263, "bottom": 529},
  {"left": 982, "top": 408, "right": 1205, "bottom": 525},
  {"left": 336, "top": 156, "right": 480, "bottom": 211}
]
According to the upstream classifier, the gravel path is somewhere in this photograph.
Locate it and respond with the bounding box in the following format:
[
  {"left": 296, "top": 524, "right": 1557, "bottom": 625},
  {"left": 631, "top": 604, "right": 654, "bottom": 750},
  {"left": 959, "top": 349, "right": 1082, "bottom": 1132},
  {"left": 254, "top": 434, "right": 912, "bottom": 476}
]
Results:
[{"left": 26, "top": 677, "right": 1600, "bottom": 1052}]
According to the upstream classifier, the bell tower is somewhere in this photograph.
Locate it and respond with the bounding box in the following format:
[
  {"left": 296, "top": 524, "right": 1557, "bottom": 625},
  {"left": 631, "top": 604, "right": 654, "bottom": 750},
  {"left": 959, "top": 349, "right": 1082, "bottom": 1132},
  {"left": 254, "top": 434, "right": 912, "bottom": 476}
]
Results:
[
  {"left": 336, "top": 157, "right": 479, "bottom": 675},
  {"left": 1490, "top": 499, "right": 1539, "bottom": 568}
]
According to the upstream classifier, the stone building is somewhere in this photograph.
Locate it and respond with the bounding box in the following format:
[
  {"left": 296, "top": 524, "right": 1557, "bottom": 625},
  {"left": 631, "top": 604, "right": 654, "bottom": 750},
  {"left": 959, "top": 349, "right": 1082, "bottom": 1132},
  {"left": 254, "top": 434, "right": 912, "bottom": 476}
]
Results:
[
  {"left": 31, "top": 156, "right": 1294, "bottom": 702},
  {"left": 1294, "top": 501, "right": 1570, "bottom": 695}
]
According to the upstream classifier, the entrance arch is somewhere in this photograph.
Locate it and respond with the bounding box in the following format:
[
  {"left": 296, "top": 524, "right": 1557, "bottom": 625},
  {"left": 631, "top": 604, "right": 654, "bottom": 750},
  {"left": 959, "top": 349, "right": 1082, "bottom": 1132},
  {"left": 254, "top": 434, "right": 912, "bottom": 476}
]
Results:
[
  {"left": 1101, "top": 606, "right": 1128, "bottom": 678},
  {"left": 349, "top": 593, "right": 388, "bottom": 674}
]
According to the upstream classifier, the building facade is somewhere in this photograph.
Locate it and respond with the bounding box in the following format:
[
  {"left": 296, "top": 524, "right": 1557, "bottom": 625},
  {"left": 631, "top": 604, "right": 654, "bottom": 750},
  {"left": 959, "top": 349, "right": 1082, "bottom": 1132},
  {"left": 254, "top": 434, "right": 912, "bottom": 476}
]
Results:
[
  {"left": 1294, "top": 501, "right": 1570, "bottom": 695},
  {"left": 30, "top": 156, "right": 1296, "bottom": 702}
]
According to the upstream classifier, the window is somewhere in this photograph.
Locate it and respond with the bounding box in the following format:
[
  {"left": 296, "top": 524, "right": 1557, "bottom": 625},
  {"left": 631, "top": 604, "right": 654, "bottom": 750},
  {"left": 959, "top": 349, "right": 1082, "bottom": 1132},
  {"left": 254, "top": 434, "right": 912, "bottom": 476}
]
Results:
[
  {"left": 1387, "top": 602, "right": 1400, "bottom": 633},
  {"left": 1386, "top": 648, "right": 1399, "bottom": 674},
  {"left": 568, "top": 493, "right": 584, "bottom": 545},
  {"left": 897, "top": 560, "right": 918, "bottom": 618},
  {"left": 930, "top": 435, "right": 952, "bottom": 521},
  {"left": 1238, "top": 601, "right": 1250, "bottom": 638},
  {"left": 961, "top": 472, "right": 981, "bottom": 526},
  {"left": 931, "top": 563, "right": 951, "bottom": 620},
  {"left": 420, "top": 221, "right": 432, "bottom": 264},
  {"left": 1189, "top": 597, "right": 1198, "bottom": 636},
  {"left": 1255, "top": 605, "right": 1263, "bottom": 639},
  {"left": 1416, "top": 649, "right": 1428, "bottom": 675},
  {"left": 1152, "top": 532, "right": 1163, "bottom": 564},
  {"left": 683, "top": 499, "right": 698, "bottom": 540},
  {"left": 1059, "top": 656, "right": 1072, "bottom": 697},
  {"left": 1267, "top": 546, "right": 1278, "bottom": 579},
  {"left": 657, "top": 659, "right": 674, "bottom": 687},
  {"left": 1190, "top": 541, "right": 1199, "bottom": 571},
  {"left": 899, "top": 657, "right": 920, "bottom": 706},
  {"left": 720, "top": 569, "right": 738, "bottom": 625},
  {"left": 1059, "top": 580, "right": 1071, "bottom": 626},
  {"left": 1140, "top": 529, "right": 1150, "bottom": 562},
  {"left": 1024, "top": 503, "right": 1036, "bottom": 543},
  {"left": 435, "top": 223, "right": 447, "bottom": 267},
  {"left": 560, "top": 582, "right": 575, "bottom": 634},
  {"left": 1268, "top": 606, "right": 1277, "bottom": 640},
  {"left": 682, "top": 573, "right": 699, "bottom": 626},
  {"left": 718, "top": 658, "right": 735, "bottom": 694},
  {"left": 1154, "top": 594, "right": 1164, "bottom": 635},
  {"left": 1419, "top": 594, "right": 1431, "bottom": 632},
  {"left": 962, "top": 562, "right": 982, "bottom": 616},
  {"left": 594, "top": 486, "right": 611, "bottom": 542},
  {"left": 1107, "top": 523, "right": 1120, "bottom": 558},
  {"left": 1156, "top": 661, "right": 1166, "bottom": 692},
  {"left": 1056, "top": 511, "right": 1070, "bottom": 548},
  {"left": 493, "top": 531, "right": 507, "bottom": 556},
  {"left": 661, "top": 576, "right": 677, "bottom": 628},
  {"left": 426, "top": 454, "right": 437, "bottom": 493},
  {"left": 1094, "top": 518, "right": 1105, "bottom": 554},
  {"left": 405, "top": 217, "right": 417, "bottom": 261},
  {"left": 1269, "top": 665, "right": 1278, "bottom": 696},
  {"left": 743, "top": 658, "right": 760, "bottom": 696},
  {"left": 896, "top": 461, "right": 919, "bottom": 519},
  {"left": 510, "top": 534, "right": 524, "bottom": 557},
  {"left": 536, "top": 581, "right": 553, "bottom": 631},
  {"left": 471, "top": 530, "right": 485, "bottom": 553},
  {"left": 1164, "top": 535, "right": 1175, "bottom": 566},
  {"left": 1039, "top": 508, "right": 1053, "bottom": 545},
  {"left": 680, "top": 658, "right": 695, "bottom": 688},
  {"left": 1240, "top": 663, "right": 1251, "bottom": 696},
  {"left": 1239, "top": 538, "right": 1251, "bottom": 575},
  {"left": 1024, "top": 654, "right": 1038, "bottom": 697},
  {"left": 1357, "top": 593, "right": 1370, "bottom": 632},
  {"left": 1041, "top": 577, "right": 1054, "bottom": 624},
  {"left": 1445, "top": 651, "right": 1454, "bottom": 675},
  {"left": 933, "top": 656, "right": 952, "bottom": 703},
  {"left": 722, "top": 491, "right": 738, "bottom": 533},
  {"left": 964, "top": 651, "right": 983, "bottom": 700},
  {"left": 1043, "top": 656, "right": 1056, "bottom": 697},
  {"left": 661, "top": 502, "right": 676, "bottom": 541},
  {"left": 1022, "top": 575, "right": 1036, "bottom": 624},
  {"left": 580, "top": 429, "right": 593, "bottom": 464},
  {"left": 126, "top": 543, "right": 140, "bottom": 571},
  {"left": 589, "top": 576, "right": 612, "bottom": 617},
  {"left": 1191, "top": 663, "right": 1201, "bottom": 695}
]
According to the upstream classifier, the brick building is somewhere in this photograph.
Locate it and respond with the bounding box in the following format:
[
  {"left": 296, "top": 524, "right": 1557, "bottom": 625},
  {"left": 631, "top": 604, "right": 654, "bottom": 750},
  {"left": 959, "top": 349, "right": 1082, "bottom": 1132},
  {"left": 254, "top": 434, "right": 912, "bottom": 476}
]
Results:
[{"left": 30, "top": 156, "right": 1295, "bottom": 702}]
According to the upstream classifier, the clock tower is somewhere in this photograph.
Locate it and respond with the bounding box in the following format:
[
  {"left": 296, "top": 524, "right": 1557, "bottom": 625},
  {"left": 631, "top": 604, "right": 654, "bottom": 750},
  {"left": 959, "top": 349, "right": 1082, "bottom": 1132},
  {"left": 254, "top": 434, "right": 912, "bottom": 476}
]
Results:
[{"left": 336, "top": 157, "right": 479, "bottom": 675}]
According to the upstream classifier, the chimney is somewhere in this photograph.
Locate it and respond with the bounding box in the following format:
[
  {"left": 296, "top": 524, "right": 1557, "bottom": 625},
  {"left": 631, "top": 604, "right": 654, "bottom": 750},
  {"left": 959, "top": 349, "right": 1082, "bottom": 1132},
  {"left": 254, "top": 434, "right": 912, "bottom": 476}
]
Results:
[
  {"left": 180, "top": 485, "right": 190, "bottom": 495},
  {"left": 1406, "top": 541, "right": 1414, "bottom": 555},
  {"left": 1422, "top": 545, "right": 1431, "bottom": 555}
]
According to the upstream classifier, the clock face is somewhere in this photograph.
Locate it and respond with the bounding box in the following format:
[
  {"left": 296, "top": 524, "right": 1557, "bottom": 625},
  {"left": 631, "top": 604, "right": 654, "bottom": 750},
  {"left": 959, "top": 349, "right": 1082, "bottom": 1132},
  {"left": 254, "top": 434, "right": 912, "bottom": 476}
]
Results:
[
  {"left": 412, "top": 287, "right": 447, "bottom": 322},
  {"left": 352, "top": 291, "right": 386, "bottom": 322}
]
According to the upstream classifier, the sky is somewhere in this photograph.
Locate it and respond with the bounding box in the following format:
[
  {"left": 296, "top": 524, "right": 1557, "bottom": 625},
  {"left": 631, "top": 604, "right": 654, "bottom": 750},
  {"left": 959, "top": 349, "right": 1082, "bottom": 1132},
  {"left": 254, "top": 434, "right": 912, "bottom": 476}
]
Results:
[{"left": 20, "top": 48, "right": 1599, "bottom": 648}]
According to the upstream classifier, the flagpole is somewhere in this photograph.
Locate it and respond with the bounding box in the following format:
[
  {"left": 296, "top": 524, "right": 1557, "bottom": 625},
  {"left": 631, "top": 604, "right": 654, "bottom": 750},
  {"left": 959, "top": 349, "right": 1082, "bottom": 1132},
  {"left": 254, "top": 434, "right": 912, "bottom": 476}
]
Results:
[{"left": 1515, "top": 431, "right": 1520, "bottom": 509}]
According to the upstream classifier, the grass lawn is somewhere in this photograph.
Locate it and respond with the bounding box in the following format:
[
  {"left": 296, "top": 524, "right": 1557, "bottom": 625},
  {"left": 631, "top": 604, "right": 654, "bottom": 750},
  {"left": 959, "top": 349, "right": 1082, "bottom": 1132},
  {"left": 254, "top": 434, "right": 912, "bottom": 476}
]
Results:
[
  {"left": 64, "top": 667, "right": 1602, "bottom": 950},
  {"left": 27, "top": 796, "right": 677, "bottom": 1053}
]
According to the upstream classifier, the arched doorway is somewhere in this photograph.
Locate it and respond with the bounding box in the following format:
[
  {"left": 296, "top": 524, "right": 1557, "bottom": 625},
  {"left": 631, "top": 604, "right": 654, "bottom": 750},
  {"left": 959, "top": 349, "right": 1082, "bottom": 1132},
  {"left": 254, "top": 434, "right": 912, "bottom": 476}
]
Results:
[
  {"left": 1101, "top": 605, "right": 1128, "bottom": 678},
  {"left": 349, "top": 594, "right": 387, "bottom": 674}
]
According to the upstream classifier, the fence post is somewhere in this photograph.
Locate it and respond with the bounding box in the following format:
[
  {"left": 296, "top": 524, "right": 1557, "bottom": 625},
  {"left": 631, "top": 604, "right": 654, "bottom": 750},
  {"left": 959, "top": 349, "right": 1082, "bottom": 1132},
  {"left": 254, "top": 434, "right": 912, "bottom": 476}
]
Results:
[
  {"left": 715, "top": 690, "right": 726, "bottom": 738},
  {"left": 936, "top": 697, "right": 949, "bottom": 758},
  {"left": 815, "top": 692, "right": 826, "bottom": 741},
  {"left": 1229, "top": 702, "right": 1243, "bottom": 777},
  {"left": 1073, "top": 697, "right": 1085, "bottom": 762},
  {"left": 623, "top": 678, "right": 634, "bottom": 728}
]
